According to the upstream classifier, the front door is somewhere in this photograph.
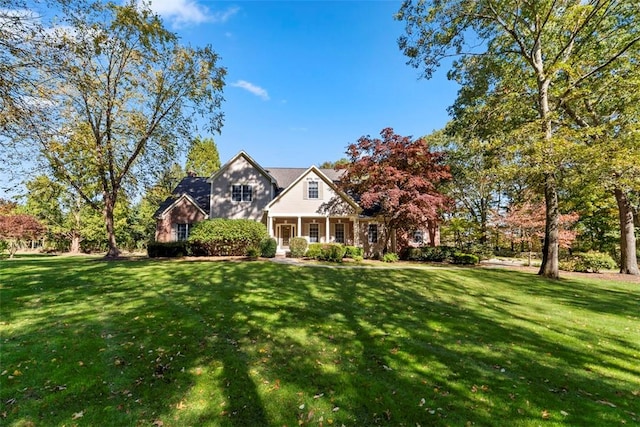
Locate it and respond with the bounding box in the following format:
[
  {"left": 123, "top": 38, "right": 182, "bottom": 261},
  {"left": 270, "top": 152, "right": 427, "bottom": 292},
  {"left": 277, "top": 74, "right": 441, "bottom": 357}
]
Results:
[{"left": 279, "top": 224, "right": 294, "bottom": 249}]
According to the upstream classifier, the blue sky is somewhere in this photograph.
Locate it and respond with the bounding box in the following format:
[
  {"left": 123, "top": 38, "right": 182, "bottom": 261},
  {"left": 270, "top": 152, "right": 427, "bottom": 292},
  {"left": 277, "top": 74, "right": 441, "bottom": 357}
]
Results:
[{"left": 154, "top": 0, "right": 461, "bottom": 167}]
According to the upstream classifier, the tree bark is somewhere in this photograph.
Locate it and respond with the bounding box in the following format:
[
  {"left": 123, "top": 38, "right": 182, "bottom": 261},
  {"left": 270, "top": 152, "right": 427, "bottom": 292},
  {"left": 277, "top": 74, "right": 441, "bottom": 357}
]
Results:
[
  {"left": 614, "top": 187, "right": 639, "bottom": 275},
  {"left": 104, "top": 193, "right": 120, "bottom": 258},
  {"left": 538, "top": 172, "right": 560, "bottom": 279}
]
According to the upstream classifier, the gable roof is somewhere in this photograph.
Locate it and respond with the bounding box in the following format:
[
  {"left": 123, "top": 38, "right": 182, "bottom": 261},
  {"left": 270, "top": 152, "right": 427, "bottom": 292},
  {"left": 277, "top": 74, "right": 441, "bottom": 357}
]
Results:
[
  {"left": 207, "top": 151, "right": 278, "bottom": 184},
  {"left": 153, "top": 176, "right": 210, "bottom": 218},
  {"left": 265, "top": 166, "right": 359, "bottom": 212},
  {"left": 266, "top": 167, "right": 344, "bottom": 192}
]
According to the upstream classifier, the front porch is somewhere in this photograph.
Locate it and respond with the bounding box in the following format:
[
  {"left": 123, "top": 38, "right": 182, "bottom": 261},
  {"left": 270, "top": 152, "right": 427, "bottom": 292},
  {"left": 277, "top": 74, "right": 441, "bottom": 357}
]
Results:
[{"left": 266, "top": 215, "right": 360, "bottom": 254}]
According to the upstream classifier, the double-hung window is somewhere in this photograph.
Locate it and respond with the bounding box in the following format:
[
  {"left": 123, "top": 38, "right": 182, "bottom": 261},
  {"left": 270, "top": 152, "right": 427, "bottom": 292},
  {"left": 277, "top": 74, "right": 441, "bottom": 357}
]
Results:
[
  {"left": 309, "top": 223, "right": 319, "bottom": 243},
  {"left": 176, "top": 223, "right": 190, "bottom": 241},
  {"left": 307, "top": 180, "right": 319, "bottom": 199},
  {"left": 368, "top": 224, "right": 378, "bottom": 243},
  {"left": 232, "top": 184, "right": 252, "bottom": 202},
  {"left": 335, "top": 223, "right": 345, "bottom": 244}
]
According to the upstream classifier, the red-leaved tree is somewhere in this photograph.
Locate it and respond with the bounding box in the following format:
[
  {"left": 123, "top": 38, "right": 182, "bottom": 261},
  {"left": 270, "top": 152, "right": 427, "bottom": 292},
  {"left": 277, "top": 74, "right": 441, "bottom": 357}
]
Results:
[
  {"left": 338, "top": 128, "right": 452, "bottom": 251},
  {"left": 501, "top": 201, "right": 579, "bottom": 266},
  {"left": 0, "top": 214, "right": 46, "bottom": 258}
]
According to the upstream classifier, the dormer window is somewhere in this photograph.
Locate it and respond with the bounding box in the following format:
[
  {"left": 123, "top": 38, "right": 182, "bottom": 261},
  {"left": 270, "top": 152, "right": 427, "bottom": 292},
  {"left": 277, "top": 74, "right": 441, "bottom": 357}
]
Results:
[{"left": 232, "top": 184, "right": 252, "bottom": 202}]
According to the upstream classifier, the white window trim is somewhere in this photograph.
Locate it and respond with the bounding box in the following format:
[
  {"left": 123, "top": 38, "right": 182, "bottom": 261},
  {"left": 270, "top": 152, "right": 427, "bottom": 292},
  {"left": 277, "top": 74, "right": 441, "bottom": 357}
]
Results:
[{"left": 231, "top": 184, "right": 253, "bottom": 202}]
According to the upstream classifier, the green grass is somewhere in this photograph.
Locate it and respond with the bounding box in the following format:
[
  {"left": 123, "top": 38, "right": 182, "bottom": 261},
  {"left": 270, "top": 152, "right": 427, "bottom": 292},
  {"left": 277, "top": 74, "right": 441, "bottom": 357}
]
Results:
[{"left": 1, "top": 256, "right": 639, "bottom": 426}]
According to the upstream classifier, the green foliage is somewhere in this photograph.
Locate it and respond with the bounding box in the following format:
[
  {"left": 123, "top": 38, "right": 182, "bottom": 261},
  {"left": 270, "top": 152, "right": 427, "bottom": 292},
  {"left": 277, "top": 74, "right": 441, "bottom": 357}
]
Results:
[
  {"left": 246, "top": 246, "right": 261, "bottom": 259},
  {"left": 561, "top": 251, "right": 617, "bottom": 273},
  {"left": 400, "top": 245, "right": 457, "bottom": 262},
  {"left": 2, "top": 256, "right": 639, "bottom": 426},
  {"left": 188, "top": 219, "right": 268, "bottom": 257},
  {"left": 344, "top": 245, "right": 363, "bottom": 258},
  {"left": 0, "top": 239, "right": 8, "bottom": 255},
  {"left": 289, "top": 237, "right": 308, "bottom": 258},
  {"left": 306, "top": 243, "right": 346, "bottom": 262},
  {"left": 147, "top": 241, "right": 189, "bottom": 258},
  {"left": 185, "top": 136, "right": 221, "bottom": 177},
  {"left": 383, "top": 252, "right": 399, "bottom": 263},
  {"left": 451, "top": 252, "right": 480, "bottom": 265},
  {"left": 260, "top": 237, "right": 277, "bottom": 258}
]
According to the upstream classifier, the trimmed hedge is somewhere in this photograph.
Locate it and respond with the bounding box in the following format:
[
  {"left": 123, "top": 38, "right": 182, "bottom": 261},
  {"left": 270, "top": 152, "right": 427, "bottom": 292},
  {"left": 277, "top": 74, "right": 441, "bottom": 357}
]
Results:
[
  {"left": 400, "top": 245, "right": 457, "bottom": 262},
  {"left": 147, "top": 241, "right": 189, "bottom": 258},
  {"left": 260, "top": 238, "right": 277, "bottom": 258},
  {"left": 188, "top": 219, "right": 269, "bottom": 256},
  {"left": 306, "top": 243, "right": 346, "bottom": 262},
  {"left": 289, "top": 237, "right": 308, "bottom": 258},
  {"left": 451, "top": 252, "right": 479, "bottom": 265}
]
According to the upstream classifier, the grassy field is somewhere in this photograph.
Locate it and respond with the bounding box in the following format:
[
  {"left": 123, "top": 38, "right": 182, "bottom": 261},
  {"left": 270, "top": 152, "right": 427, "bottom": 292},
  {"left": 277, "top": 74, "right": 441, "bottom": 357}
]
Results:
[{"left": 1, "top": 255, "right": 639, "bottom": 426}]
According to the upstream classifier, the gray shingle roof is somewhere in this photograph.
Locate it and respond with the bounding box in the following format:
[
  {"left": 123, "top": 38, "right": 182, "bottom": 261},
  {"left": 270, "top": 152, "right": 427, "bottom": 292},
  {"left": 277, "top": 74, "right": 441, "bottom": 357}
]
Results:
[
  {"left": 154, "top": 176, "right": 210, "bottom": 217},
  {"left": 155, "top": 167, "right": 345, "bottom": 217}
]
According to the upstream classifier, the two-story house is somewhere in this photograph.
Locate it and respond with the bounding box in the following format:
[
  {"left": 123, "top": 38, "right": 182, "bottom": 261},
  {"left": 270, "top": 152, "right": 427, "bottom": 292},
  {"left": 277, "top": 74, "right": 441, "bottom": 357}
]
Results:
[{"left": 154, "top": 151, "right": 438, "bottom": 256}]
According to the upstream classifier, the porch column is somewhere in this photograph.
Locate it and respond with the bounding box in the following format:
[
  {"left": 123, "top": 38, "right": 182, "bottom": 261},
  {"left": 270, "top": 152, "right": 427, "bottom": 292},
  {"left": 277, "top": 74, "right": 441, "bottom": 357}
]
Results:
[
  {"left": 353, "top": 217, "right": 360, "bottom": 246},
  {"left": 325, "top": 216, "right": 330, "bottom": 242},
  {"left": 268, "top": 215, "right": 274, "bottom": 237},
  {"left": 297, "top": 216, "right": 302, "bottom": 237}
]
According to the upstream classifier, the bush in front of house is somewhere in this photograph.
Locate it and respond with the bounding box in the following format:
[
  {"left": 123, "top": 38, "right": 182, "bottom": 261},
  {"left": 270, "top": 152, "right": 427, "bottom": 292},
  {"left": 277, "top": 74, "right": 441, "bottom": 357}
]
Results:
[
  {"left": 289, "top": 237, "right": 308, "bottom": 258},
  {"left": 383, "top": 252, "right": 399, "bottom": 263},
  {"left": 188, "top": 219, "right": 269, "bottom": 256},
  {"left": 305, "top": 243, "right": 346, "bottom": 262},
  {"left": 260, "top": 237, "right": 278, "bottom": 258},
  {"left": 451, "top": 252, "right": 479, "bottom": 265},
  {"left": 147, "top": 241, "right": 189, "bottom": 258},
  {"left": 400, "top": 245, "right": 457, "bottom": 262},
  {"left": 561, "top": 251, "right": 617, "bottom": 273},
  {"left": 344, "top": 245, "right": 363, "bottom": 259}
]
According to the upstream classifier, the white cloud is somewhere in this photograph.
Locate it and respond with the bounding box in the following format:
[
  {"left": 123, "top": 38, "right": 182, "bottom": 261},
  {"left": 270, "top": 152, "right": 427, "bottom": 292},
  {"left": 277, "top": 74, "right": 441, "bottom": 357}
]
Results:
[
  {"left": 231, "top": 80, "right": 270, "bottom": 100},
  {"left": 144, "top": 1, "right": 238, "bottom": 27}
]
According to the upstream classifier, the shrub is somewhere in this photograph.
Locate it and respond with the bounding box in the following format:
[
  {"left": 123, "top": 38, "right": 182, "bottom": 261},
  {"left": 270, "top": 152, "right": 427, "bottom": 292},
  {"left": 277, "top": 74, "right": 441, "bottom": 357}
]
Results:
[
  {"left": 344, "top": 246, "right": 363, "bottom": 258},
  {"left": 451, "top": 252, "right": 479, "bottom": 265},
  {"left": 569, "top": 251, "right": 617, "bottom": 273},
  {"left": 306, "top": 243, "right": 346, "bottom": 262},
  {"left": 400, "top": 245, "right": 457, "bottom": 262},
  {"left": 188, "top": 219, "right": 269, "bottom": 256},
  {"left": 306, "top": 243, "right": 323, "bottom": 259},
  {"left": 147, "top": 241, "right": 189, "bottom": 258},
  {"left": 246, "top": 246, "right": 261, "bottom": 258},
  {"left": 260, "top": 238, "right": 277, "bottom": 258},
  {"left": 383, "top": 252, "right": 399, "bottom": 263},
  {"left": 352, "top": 255, "right": 364, "bottom": 263},
  {"left": 0, "top": 239, "right": 8, "bottom": 254},
  {"left": 289, "top": 237, "right": 308, "bottom": 258}
]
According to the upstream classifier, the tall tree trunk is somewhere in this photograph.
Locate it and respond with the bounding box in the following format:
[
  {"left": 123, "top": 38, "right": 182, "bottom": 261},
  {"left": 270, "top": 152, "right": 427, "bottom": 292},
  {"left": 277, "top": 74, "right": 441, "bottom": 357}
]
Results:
[
  {"left": 70, "top": 233, "right": 81, "bottom": 253},
  {"left": 104, "top": 193, "right": 120, "bottom": 258},
  {"left": 614, "top": 187, "right": 639, "bottom": 275},
  {"left": 538, "top": 172, "right": 560, "bottom": 279}
]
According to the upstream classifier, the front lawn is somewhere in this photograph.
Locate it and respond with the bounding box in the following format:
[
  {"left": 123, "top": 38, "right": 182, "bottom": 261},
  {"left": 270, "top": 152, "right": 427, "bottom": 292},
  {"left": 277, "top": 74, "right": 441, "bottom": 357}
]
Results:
[{"left": 1, "top": 256, "right": 638, "bottom": 426}]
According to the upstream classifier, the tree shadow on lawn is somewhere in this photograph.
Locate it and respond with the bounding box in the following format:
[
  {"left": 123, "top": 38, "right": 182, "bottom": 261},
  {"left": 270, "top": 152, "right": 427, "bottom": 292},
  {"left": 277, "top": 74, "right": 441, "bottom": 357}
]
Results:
[{"left": 1, "top": 258, "right": 639, "bottom": 426}]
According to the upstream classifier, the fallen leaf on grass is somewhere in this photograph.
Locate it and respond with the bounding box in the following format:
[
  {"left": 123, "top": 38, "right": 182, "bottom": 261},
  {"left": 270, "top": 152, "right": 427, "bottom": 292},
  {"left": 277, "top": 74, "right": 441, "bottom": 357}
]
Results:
[
  {"left": 71, "top": 411, "right": 84, "bottom": 420},
  {"left": 541, "top": 410, "right": 550, "bottom": 420},
  {"left": 596, "top": 400, "right": 617, "bottom": 408},
  {"left": 561, "top": 410, "right": 569, "bottom": 416}
]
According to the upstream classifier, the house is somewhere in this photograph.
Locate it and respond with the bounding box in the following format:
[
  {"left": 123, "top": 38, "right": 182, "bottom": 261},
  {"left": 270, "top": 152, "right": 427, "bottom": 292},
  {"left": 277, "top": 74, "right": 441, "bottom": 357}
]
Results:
[{"left": 154, "top": 151, "right": 439, "bottom": 256}]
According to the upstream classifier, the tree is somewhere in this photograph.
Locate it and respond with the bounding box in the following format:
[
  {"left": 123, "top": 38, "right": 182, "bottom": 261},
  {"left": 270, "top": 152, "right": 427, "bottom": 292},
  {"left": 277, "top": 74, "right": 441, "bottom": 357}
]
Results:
[
  {"left": 318, "top": 158, "right": 349, "bottom": 169},
  {"left": 337, "top": 128, "right": 451, "bottom": 251},
  {"left": 397, "top": 0, "right": 640, "bottom": 278},
  {"left": 4, "top": 1, "right": 225, "bottom": 258},
  {"left": 0, "top": 213, "right": 46, "bottom": 258},
  {"left": 185, "top": 136, "right": 221, "bottom": 177}
]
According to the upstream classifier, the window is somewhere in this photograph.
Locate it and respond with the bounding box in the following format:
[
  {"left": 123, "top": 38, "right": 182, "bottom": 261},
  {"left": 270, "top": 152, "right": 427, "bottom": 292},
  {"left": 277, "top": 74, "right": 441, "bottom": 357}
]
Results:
[
  {"left": 309, "top": 223, "right": 319, "bottom": 243},
  {"left": 232, "top": 184, "right": 252, "bottom": 202},
  {"left": 413, "top": 230, "right": 424, "bottom": 244},
  {"left": 176, "top": 223, "right": 190, "bottom": 241},
  {"left": 368, "top": 224, "right": 378, "bottom": 243},
  {"left": 308, "top": 180, "right": 319, "bottom": 199},
  {"left": 335, "top": 223, "right": 345, "bottom": 243}
]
